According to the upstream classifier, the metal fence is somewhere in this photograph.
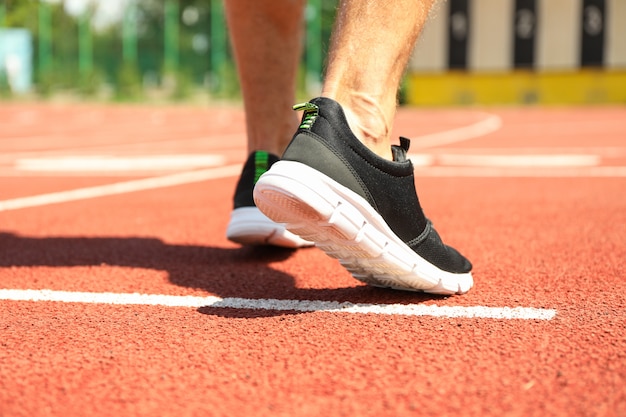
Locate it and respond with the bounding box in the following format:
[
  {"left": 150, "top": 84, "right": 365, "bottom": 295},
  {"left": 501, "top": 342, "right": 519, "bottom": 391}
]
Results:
[{"left": 0, "top": 0, "right": 331, "bottom": 101}]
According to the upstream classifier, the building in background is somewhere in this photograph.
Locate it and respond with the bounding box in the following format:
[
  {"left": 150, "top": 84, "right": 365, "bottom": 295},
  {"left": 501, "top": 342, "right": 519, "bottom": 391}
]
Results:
[{"left": 407, "top": 0, "right": 626, "bottom": 105}]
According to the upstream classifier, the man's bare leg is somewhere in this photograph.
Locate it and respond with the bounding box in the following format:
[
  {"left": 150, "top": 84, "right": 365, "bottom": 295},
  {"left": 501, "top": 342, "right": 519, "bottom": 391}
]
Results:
[
  {"left": 322, "top": 0, "right": 436, "bottom": 160},
  {"left": 224, "top": 0, "right": 306, "bottom": 156},
  {"left": 224, "top": 0, "right": 314, "bottom": 248}
]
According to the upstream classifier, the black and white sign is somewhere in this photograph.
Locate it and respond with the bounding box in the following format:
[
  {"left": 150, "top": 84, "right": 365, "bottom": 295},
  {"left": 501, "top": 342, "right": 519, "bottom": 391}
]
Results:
[
  {"left": 513, "top": 0, "right": 537, "bottom": 68},
  {"left": 580, "top": 0, "right": 606, "bottom": 67},
  {"left": 448, "top": 0, "right": 470, "bottom": 69}
]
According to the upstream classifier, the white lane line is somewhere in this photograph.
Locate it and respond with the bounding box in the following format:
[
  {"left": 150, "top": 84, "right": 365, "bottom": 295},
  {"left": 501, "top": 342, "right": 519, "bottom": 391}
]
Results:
[
  {"left": 409, "top": 153, "right": 603, "bottom": 168},
  {"left": 433, "top": 154, "right": 601, "bottom": 167},
  {"left": 424, "top": 147, "right": 626, "bottom": 157},
  {"left": 410, "top": 113, "right": 503, "bottom": 149},
  {"left": 0, "top": 289, "right": 557, "bottom": 320},
  {"left": 2, "top": 158, "right": 625, "bottom": 213},
  {"left": 413, "top": 166, "right": 626, "bottom": 177},
  {"left": 14, "top": 154, "right": 225, "bottom": 172},
  {"left": 0, "top": 134, "right": 245, "bottom": 163},
  {"left": 0, "top": 164, "right": 241, "bottom": 212},
  {"left": 11, "top": 153, "right": 607, "bottom": 173}
]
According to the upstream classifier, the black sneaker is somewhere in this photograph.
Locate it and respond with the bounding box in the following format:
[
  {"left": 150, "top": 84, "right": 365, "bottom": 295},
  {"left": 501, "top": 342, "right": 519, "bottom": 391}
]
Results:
[
  {"left": 253, "top": 98, "right": 473, "bottom": 294},
  {"left": 226, "top": 150, "right": 313, "bottom": 248}
]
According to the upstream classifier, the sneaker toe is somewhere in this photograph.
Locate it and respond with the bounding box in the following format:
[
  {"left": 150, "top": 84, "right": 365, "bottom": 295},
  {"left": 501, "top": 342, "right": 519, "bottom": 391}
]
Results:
[{"left": 410, "top": 221, "right": 472, "bottom": 274}]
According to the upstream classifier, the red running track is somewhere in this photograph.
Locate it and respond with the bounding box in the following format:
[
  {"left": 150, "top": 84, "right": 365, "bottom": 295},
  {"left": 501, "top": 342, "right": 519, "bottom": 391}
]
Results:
[{"left": 0, "top": 102, "right": 625, "bottom": 417}]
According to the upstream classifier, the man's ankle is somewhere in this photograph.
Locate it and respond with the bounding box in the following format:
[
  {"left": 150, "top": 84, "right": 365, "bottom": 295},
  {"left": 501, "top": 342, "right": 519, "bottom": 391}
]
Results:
[{"left": 321, "top": 92, "right": 393, "bottom": 160}]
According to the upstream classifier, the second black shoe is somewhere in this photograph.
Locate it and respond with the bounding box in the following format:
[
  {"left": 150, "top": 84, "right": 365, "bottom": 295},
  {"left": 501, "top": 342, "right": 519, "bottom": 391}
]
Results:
[
  {"left": 253, "top": 98, "right": 473, "bottom": 294},
  {"left": 227, "top": 150, "right": 313, "bottom": 248}
]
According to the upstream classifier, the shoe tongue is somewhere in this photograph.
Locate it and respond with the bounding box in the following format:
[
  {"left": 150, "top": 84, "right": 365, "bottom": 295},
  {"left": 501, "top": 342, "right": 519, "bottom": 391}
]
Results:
[{"left": 391, "top": 137, "right": 411, "bottom": 162}]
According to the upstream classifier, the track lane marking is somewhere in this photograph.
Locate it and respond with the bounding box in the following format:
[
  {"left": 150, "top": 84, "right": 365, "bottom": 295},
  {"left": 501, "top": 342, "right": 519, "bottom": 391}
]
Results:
[
  {"left": 0, "top": 164, "right": 241, "bottom": 212},
  {"left": 2, "top": 159, "right": 626, "bottom": 213},
  {"left": 2, "top": 108, "right": 623, "bottom": 213},
  {"left": 432, "top": 154, "right": 601, "bottom": 167},
  {"left": 410, "top": 113, "right": 503, "bottom": 149},
  {"left": 408, "top": 153, "right": 603, "bottom": 168},
  {"left": 0, "top": 289, "right": 557, "bottom": 320},
  {"left": 412, "top": 166, "right": 626, "bottom": 177},
  {"left": 0, "top": 134, "right": 245, "bottom": 162},
  {"left": 14, "top": 154, "right": 225, "bottom": 172}
]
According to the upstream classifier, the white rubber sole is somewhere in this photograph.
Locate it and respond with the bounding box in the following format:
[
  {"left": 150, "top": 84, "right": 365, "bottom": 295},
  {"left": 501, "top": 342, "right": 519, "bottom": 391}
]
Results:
[
  {"left": 253, "top": 161, "right": 473, "bottom": 295},
  {"left": 227, "top": 206, "right": 314, "bottom": 248}
]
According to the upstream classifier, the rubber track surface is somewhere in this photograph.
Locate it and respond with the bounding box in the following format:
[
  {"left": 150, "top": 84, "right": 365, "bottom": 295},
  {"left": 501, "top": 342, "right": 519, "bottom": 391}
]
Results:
[{"left": 0, "top": 103, "right": 624, "bottom": 417}]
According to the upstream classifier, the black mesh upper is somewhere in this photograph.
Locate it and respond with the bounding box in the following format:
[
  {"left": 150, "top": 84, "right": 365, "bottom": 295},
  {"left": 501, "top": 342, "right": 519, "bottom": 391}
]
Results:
[{"left": 282, "top": 97, "right": 472, "bottom": 274}]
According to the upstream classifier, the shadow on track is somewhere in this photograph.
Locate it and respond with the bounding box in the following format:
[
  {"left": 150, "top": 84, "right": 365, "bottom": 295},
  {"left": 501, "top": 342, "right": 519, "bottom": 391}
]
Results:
[{"left": 0, "top": 232, "right": 443, "bottom": 318}]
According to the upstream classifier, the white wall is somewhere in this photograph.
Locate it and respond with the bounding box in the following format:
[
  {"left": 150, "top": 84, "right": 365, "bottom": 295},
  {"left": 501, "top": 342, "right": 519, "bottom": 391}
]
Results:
[
  {"left": 469, "top": 0, "right": 514, "bottom": 71},
  {"left": 536, "top": 0, "right": 580, "bottom": 70},
  {"left": 606, "top": 0, "right": 626, "bottom": 67}
]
